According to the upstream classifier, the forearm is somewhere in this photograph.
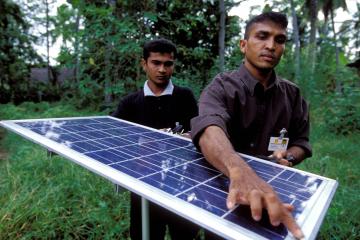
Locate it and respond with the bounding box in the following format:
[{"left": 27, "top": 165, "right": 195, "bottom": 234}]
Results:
[{"left": 198, "top": 125, "right": 250, "bottom": 177}]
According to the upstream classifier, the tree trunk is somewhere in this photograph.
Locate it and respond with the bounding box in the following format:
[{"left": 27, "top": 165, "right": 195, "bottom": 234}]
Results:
[
  {"left": 104, "top": 0, "right": 115, "bottom": 105},
  {"left": 218, "top": 0, "right": 225, "bottom": 72},
  {"left": 74, "top": 8, "right": 81, "bottom": 86},
  {"left": 308, "top": 0, "right": 318, "bottom": 74},
  {"left": 45, "top": 0, "right": 52, "bottom": 86},
  {"left": 290, "top": 0, "right": 300, "bottom": 80},
  {"left": 330, "top": 9, "right": 341, "bottom": 92}
]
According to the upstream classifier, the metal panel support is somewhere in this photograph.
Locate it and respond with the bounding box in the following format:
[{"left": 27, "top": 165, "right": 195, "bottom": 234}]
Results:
[{"left": 141, "top": 197, "right": 150, "bottom": 240}]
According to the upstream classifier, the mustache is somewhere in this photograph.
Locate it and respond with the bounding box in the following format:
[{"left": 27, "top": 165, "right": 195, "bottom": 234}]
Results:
[{"left": 259, "top": 52, "right": 275, "bottom": 58}]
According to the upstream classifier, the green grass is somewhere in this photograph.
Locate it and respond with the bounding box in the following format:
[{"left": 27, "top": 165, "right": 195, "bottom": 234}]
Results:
[
  {"left": 0, "top": 101, "right": 359, "bottom": 239},
  {"left": 0, "top": 102, "right": 129, "bottom": 239},
  {"left": 299, "top": 124, "right": 360, "bottom": 239}
]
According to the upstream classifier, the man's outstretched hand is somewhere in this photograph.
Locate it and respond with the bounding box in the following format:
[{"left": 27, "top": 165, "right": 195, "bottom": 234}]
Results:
[
  {"left": 226, "top": 164, "right": 304, "bottom": 239},
  {"left": 197, "top": 126, "right": 305, "bottom": 239}
]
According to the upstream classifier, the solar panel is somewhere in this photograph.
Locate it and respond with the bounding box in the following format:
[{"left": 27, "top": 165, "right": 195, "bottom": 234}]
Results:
[{"left": 0, "top": 116, "right": 338, "bottom": 240}]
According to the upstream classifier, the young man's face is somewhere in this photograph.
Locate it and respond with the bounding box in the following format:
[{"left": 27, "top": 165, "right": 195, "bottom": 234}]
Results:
[
  {"left": 240, "top": 21, "right": 287, "bottom": 72},
  {"left": 141, "top": 52, "right": 175, "bottom": 88}
]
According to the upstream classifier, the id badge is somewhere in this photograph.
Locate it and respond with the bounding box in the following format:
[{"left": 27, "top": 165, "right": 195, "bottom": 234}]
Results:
[{"left": 268, "top": 137, "right": 289, "bottom": 151}]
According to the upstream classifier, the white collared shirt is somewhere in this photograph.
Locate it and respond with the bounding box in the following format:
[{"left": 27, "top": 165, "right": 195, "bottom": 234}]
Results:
[{"left": 143, "top": 80, "right": 174, "bottom": 96}]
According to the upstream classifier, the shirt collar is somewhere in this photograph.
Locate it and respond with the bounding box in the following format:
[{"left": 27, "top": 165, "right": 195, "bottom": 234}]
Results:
[
  {"left": 143, "top": 79, "right": 174, "bottom": 96},
  {"left": 239, "top": 64, "right": 278, "bottom": 96}
]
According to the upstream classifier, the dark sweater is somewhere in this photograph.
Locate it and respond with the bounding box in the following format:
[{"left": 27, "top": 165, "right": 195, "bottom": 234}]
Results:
[{"left": 112, "top": 85, "right": 198, "bottom": 131}]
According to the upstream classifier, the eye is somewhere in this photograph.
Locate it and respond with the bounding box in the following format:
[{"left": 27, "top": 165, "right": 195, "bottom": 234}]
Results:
[
  {"left": 164, "top": 61, "right": 174, "bottom": 67},
  {"left": 152, "top": 60, "right": 162, "bottom": 66},
  {"left": 256, "top": 33, "right": 268, "bottom": 40},
  {"left": 275, "top": 36, "right": 287, "bottom": 44}
]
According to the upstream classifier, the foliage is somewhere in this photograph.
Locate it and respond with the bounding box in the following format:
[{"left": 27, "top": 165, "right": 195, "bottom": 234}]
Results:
[
  {"left": 48, "top": 0, "right": 241, "bottom": 107},
  {"left": 323, "top": 85, "right": 360, "bottom": 135},
  {"left": 299, "top": 121, "right": 360, "bottom": 240},
  {"left": 0, "top": 0, "right": 42, "bottom": 103}
]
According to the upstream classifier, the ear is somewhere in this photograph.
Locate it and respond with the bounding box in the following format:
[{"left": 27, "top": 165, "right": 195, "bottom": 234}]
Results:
[
  {"left": 239, "top": 39, "right": 247, "bottom": 54},
  {"left": 141, "top": 58, "right": 147, "bottom": 71}
]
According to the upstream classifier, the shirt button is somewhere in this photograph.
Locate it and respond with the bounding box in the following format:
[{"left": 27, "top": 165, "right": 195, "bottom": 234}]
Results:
[
  {"left": 250, "top": 143, "right": 255, "bottom": 148},
  {"left": 158, "top": 106, "right": 162, "bottom": 110}
]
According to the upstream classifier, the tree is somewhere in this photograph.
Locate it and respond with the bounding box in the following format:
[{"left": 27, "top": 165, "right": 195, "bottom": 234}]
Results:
[
  {"left": 152, "top": 0, "right": 240, "bottom": 87},
  {"left": 0, "top": 0, "right": 41, "bottom": 103},
  {"left": 305, "top": 0, "right": 318, "bottom": 74},
  {"left": 338, "top": 2, "right": 360, "bottom": 58},
  {"left": 320, "top": 0, "right": 348, "bottom": 92},
  {"left": 290, "top": 0, "right": 301, "bottom": 80},
  {"left": 219, "top": 0, "right": 225, "bottom": 72}
]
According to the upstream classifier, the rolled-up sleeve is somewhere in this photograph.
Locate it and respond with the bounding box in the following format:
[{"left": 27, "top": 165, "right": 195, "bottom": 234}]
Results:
[{"left": 191, "top": 74, "right": 232, "bottom": 148}]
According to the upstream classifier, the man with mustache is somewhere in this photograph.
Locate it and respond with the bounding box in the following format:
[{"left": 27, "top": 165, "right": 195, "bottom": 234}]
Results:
[
  {"left": 191, "top": 12, "right": 311, "bottom": 239},
  {"left": 112, "top": 38, "right": 199, "bottom": 239}
]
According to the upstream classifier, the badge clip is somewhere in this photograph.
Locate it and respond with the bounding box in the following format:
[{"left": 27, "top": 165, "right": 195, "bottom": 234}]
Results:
[{"left": 268, "top": 128, "right": 289, "bottom": 151}]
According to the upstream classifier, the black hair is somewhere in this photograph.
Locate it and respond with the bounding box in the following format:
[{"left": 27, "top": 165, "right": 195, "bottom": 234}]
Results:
[
  {"left": 143, "top": 38, "right": 177, "bottom": 60},
  {"left": 244, "top": 12, "right": 288, "bottom": 39}
]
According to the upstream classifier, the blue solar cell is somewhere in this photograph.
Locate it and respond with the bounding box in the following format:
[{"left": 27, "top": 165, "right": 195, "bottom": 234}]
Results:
[
  {"left": 140, "top": 153, "right": 187, "bottom": 169},
  {"left": 141, "top": 140, "right": 179, "bottom": 152},
  {"left": 288, "top": 173, "right": 323, "bottom": 187},
  {"left": 178, "top": 184, "right": 227, "bottom": 217},
  {"left": 50, "top": 133, "right": 87, "bottom": 143},
  {"left": 62, "top": 125, "right": 94, "bottom": 132},
  {"left": 124, "top": 126, "right": 152, "bottom": 134},
  {"left": 163, "top": 137, "right": 193, "bottom": 147},
  {"left": 96, "top": 137, "right": 132, "bottom": 148},
  {"left": 192, "top": 158, "right": 219, "bottom": 171},
  {"left": 141, "top": 171, "right": 198, "bottom": 195},
  {"left": 247, "top": 160, "right": 283, "bottom": 176},
  {"left": 86, "top": 149, "right": 134, "bottom": 164},
  {"left": 69, "top": 140, "right": 104, "bottom": 153},
  {"left": 277, "top": 170, "right": 296, "bottom": 180},
  {"left": 204, "top": 175, "right": 229, "bottom": 193},
  {"left": 270, "top": 179, "right": 312, "bottom": 200},
  {"left": 115, "top": 144, "right": 156, "bottom": 158},
  {"left": 86, "top": 123, "right": 117, "bottom": 130},
  {"left": 170, "top": 162, "right": 220, "bottom": 183},
  {"left": 103, "top": 128, "right": 132, "bottom": 136},
  {"left": 80, "top": 130, "right": 112, "bottom": 139},
  {"left": 123, "top": 134, "right": 154, "bottom": 143},
  {"left": 106, "top": 121, "right": 132, "bottom": 128},
  {"left": 30, "top": 126, "right": 66, "bottom": 136},
  {"left": 166, "top": 148, "right": 203, "bottom": 161},
  {"left": 93, "top": 118, "right": 118, "bottom": 124},
  {"left": 143, "top": 131, "right": 172, "bottom": 140},
  {"left": 112, "top": 159, "right": 162, "bottom": 178},
  {"left": 57, "top": 119, "right": 99, "bottom": 126},
  {"left": 225, "top": 206, "right": 288, "bottom": 240}
]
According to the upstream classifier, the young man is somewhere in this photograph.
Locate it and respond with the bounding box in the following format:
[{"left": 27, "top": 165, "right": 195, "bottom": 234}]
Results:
[
  {"left": 112, "top": 39, "right": 199, "bottom": 240},
  {"left": 191, "top": 12, "right": 311, "bottom": 239}
]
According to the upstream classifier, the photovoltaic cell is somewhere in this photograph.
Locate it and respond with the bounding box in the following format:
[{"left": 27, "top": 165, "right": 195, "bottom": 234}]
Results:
[{"left": 0, "top": 116, "right": 338, "bottom": 240}]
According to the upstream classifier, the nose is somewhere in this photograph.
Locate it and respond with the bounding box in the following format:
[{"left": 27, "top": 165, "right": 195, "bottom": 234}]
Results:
[
  {"left": 158, "top": 64, "right": 166, "bottom": 73},
  {"left": 265, "top": 38, "right": 276, "bottom": 51}
]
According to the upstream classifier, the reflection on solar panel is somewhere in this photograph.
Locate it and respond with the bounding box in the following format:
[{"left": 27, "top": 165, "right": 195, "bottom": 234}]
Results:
[{"left": 0, "top": 116, "right": 337, "bottom": 240}]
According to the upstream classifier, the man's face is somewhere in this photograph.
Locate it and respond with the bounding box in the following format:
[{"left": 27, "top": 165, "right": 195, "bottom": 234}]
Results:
[
  {"left": 142, "top": 52, "right": 175, "bottom": 88},
  {"left": 240, "top": 21, "right": 287, "bottom": 72}
]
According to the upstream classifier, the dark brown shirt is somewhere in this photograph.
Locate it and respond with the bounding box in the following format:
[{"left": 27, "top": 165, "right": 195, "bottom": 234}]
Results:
[{"left": 191, "top": 64, "right": 312, "bottom": 158}]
